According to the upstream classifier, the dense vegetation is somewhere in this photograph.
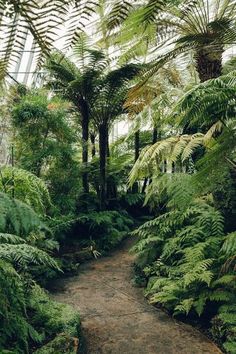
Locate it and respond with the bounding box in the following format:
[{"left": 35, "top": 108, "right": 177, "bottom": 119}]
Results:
[{"left": 0, "top": 0, "right": 236, "bottom": 353}]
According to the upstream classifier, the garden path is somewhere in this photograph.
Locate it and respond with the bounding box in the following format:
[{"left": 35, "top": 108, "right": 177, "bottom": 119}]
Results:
[{"left": 50, "top": 238, "right": 222, "bottom": 354}]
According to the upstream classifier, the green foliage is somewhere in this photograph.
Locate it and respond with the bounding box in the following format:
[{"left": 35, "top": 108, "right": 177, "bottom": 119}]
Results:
[
  {"left": 132, "top": 174, "right": 236, "bottom": 352},
  {"left": 0, "top": 192, "right": 45, "bottom": 235},
  {"left": 76, "top": 210, "right": 134, "bottom": 251},
  {"left": 0, "top": 192, "right": 63, "bottom": 353},
  {"left": 0, "top": 281, "right": 81, "bottom": 354},
  {"left": 0, "top": 1, "right": 97, "bottom": 81},
  {"left": 116, "top": 0, "right": 236, "bottom": 91},
  {"left": 11, "top": 89, "right": 80, "bottom": 214},
  {"left": 29, "top": 285, "right": 80, "bottom": 342},
  {"left": 2, "top": 3, "right": 236, "bottom": 354},
  {"left": 0, "top": 260, "right": 29, "bottom": 353},
  {"left": 0, "top": 167, "right": 51, "bottom": 215}
]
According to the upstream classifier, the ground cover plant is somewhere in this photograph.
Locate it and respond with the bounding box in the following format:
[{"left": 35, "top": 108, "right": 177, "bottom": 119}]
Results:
[{"left": 0, "top": 0, "right": 236, "bottom": 353}]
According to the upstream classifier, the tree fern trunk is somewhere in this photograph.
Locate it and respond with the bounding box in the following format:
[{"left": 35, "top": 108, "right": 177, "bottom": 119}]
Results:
[
  {"left": 132, "top": 130, "right": 140, "bottom": 193},
  {"left": 106, "top": 125, "right": 117, "bottom": 201},
  {"left": 90, "top": 132, "right": 96, "bottom": 158},
  {"left": 196, "top": 48, "right": 223, "bottom": 82},
  {"left": 152, "top": 126, "right": 158, "bottom": 144},
  {"left": 79, "top": 98, "right": 89, "bottom": 194},
  {"left": 142, "top": 127, "right": 158, "bottom": 193},
  {"left": 106, "top": 126, "right": 110, "bottom": 158},
  {"left": 99, "top": 123, "right": 107, "bottom": 210},
  {"left": 134, "top": 130, "right": 140, "bottom": 162}
]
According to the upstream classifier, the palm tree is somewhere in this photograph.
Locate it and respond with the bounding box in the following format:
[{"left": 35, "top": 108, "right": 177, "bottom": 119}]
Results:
[{"left": 112, "top": 0, "right": 236, "bottom": 83}]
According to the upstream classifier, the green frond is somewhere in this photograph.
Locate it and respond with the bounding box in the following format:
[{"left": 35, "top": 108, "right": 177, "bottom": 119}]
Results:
[
  {"left": 0, "top": 192, "right": 45, "bottom": 236},
  {"left": 0, "top": 1, "right": 100, "bottom": 80},
  {"left": 0, "top": 243, "right": 59, "bottom": 269},
  {"left": 107, "top": 1, "right": 134, "bottom": 31},
  {"left": 0, "top": 167, "right": 51, "bottom": 215},
  {"left": 221, "top": 232, "right": 236, "bottom": 255},
  {"left": 174, "top": 298, "right": 194, "bottom": 315},
  {"left": 128, "top": 134, "right": 205, "bottom": 186},
  {"left": 0, "top": 233, "right": 26, "bottom": 244}
]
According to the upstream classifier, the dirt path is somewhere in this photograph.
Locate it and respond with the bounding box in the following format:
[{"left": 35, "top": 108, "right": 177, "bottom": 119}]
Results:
[{"left": 50, "top": 239, "right": 222, "bottom": 354}]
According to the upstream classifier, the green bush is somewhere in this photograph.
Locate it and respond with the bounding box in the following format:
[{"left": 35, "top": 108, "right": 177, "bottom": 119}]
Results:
[
  {"left": 76, "top": 210, "right": 134, "bottom": 251},
  {"left": 132, "top": 174, "right": 236, "bottom": 353}
]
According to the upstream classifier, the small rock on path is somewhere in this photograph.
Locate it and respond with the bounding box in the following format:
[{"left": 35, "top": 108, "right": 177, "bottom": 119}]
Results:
[{"left": 50, "top": 239, "right": 222, "bottom": 354}]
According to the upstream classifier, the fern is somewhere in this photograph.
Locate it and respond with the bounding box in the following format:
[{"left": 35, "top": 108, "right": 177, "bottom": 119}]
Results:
[
  {"left": 0, "top": 259, "right": 29, "bottom": 353},
  {"left": 0, "top": 244, "right": 59, "bottom": 269},
  {"left": 0, "top": 192, "right": 45, "bottom": 236},
  {"left": 132, "top": 173, "right": 234, "bottom": 323},
  {"left": 0, "top": 167, "right": 51, "bottom": 215},
  {"left": 0, "top": 0, "right": 98, "bottom": 81},
  {"left": 0, "top": 194, "right": 60, "bottom": 352}
]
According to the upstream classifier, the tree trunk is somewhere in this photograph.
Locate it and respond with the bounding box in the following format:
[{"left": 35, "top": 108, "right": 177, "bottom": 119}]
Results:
[
  {"left": 142, "top": 127, "right": 158, "bottom": 193},
  {"left": 152, "top": 126, "right": 158, "bottom": 144},
  {"left": 132, "top": 130, "right": 140, "bottom": 193},
  {"left": 79, "top": 98, "right": 89, "bottom": 194},
  {"left": 106, "top": 126, "right": 117, "bottom": 201},
  {"left": 99, "top": 123, "right": 108, "bottom": 210},
  {"left": 106, "top": 126, "right": 110, "bottom": 158},
  {"left": 134, "top": 130, "right": 140, "bottom": 161},
  {"left": 196, "top": 48, "right": 223, "bottom": 82},
  {"left": 90, "top": 132, "right": 96, "bottom": 158}
]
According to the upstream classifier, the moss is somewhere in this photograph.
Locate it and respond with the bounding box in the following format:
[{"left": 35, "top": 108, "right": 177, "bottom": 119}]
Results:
[
  {"left": 29, "top": 285, "right": 80, "bottom": 337},
  {"left": 33, "top": 333, "right": 79, "bottom": 354},
  {"left": 29, "top": 285, "right": 83, "bottom": 353}
]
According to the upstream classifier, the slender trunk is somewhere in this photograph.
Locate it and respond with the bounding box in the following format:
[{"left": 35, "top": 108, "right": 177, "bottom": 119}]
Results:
[
  {"left": 171, "top": 162, "right": 175, "bottom": 174},
  {"left": 79, "top": 98, "right": 89, "bottom": 194},
  {"left": 152, "top": 126, "right": 158, "bottom": 144},
  {"left": 99, "top": 123, "right": 108, "bottom": 210},
  {"left": 11, "top": 145, "right": 15, "bottom": 199},
  {"left": 141, "top": 178, "right": 148, "bottom": 194},
  {"left": 106, "top": 126, "right": 110, "bottom": 158},
  {"left": 196, "top": 48, "right": 223, "bottom": 82},
  {"left": 132, "top": 130, "right": 140, "bottom": 193},
  {"left": 164, "top": 160, "right": 167, "bottom": 173},
  {"left": 134, "top": 130, "right": 140, "bottom": 162},
  {"left": 142, "top": 127, "right": 158, "bottom": 193},
  {"left": 90, "top": 132, "right": 96, "bottom": 158},
  {"left": 106, "top": 126, "right": 117, "bottom": 200}
]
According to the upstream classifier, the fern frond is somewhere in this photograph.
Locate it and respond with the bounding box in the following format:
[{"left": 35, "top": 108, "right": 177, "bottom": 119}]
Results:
[
  {"left": 221, "top": 232, "right": 236, "bottom": 255},
  {"left": 0, "top": 167, "right": 51, "bottom": 215},
  {"left": 0, "top": 244, "right": 59, "bottom": 269},
  {"left": 0, "top": 233, "right": 26, "bottom": 244},
  {"left": 0, "top": 192, "right": 45, "bottom": 236}
]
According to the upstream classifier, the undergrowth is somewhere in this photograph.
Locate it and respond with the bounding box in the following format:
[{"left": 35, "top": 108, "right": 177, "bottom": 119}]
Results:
[{"left": 132, "top": 174, "right": 236, "bottom": 353}]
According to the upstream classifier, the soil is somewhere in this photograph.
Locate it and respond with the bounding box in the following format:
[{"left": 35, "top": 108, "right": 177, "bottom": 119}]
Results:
[{"left": 50, "top": 238, "right": 222, "bottom": 354}]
